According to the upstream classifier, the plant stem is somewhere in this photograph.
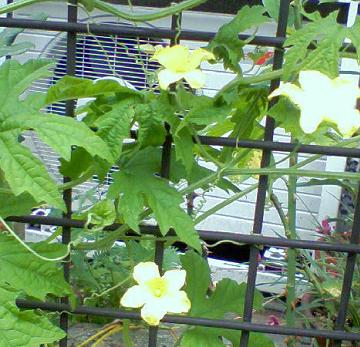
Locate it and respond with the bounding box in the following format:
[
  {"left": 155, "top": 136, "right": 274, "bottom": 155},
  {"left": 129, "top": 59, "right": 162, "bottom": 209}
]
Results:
[
  {"left": 122, "top": 320, "right": 135, "bottom": 347},
  {"left": 285, "top": 143, "right": 298, "bottom": 346},
  {"left": 223, "top": 167, "right": 360, "bottom": 180},
  {"left": 194, "top": 183, "right": 258, "bottom": 225},
  {"left": 0, "top": 0, "right": 207, "bottom": 21}
]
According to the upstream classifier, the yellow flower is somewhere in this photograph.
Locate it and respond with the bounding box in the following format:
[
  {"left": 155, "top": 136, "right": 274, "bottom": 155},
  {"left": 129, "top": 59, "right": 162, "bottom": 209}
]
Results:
[
  {"left": 150, "top": 45, "right": 215, "bottom": 90},
  {"left": 269, "top": 70, "right": 360, "bottom": 136},
  {"left": 120, "top": 262, "right": 191, "bottom": 326}
]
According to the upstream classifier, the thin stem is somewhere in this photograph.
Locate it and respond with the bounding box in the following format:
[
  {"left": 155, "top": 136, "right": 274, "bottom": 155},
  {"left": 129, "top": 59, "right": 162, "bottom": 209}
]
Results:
[
  {"left": 285, "top": 142, "right": 298, "bottom": 346},
  {"left": 194, "top": 183, "right": 258, "bottom": 225},
  {"left": 0, "top": 0, "right": 207, "bottom": 21},
  {"left": 0, "top": 216, "right": 71, "bottom": 262},
  {"left": 223, "top": 167, "right": 360, "bottom": 180},
  {"left": 122, "top": 320, "right": 135, "bottom": 347}
]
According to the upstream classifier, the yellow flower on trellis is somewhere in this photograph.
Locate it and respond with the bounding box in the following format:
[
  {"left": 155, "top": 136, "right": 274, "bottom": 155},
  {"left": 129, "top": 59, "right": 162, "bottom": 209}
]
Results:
[
  {"left": 120, "top": 262, "right": 191, "bottom": 326},
  {"left": 150, "top": 44, "right": 215, "bottom": 90},
  {"left": 269, "top": 70, "right": 360, "bottom": 136}
]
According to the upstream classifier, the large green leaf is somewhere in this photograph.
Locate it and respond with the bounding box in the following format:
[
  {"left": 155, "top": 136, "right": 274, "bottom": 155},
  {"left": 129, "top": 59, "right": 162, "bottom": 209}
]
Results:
[
  {"left": 179, "top": 252, "right": 270, "bottom": 346},
  {"left": 107, "top": 148, "right": 201, "bottom": 251},
  {"left": 13, "top": 113, "right": 113, "bottom": 162},
  {"left": 208, "top": 6, "right": 269, "bottom": 73},
  {"left": 45, "top": 75, "right": 141, "bottom": 105},
  {"left": 0, "top": 191, "right": 37, "bottom": 218},
  {"left": 0, "top": 131, "right": 65, "bottom": 209},
  {"left": 0, "top": 60, "right": 115, "bottom": 209},
  {"left": 283, "top": 13, "right": 346, "bottom": 79},
  {"left": 0, "top": 234, "right": 72, "bottom": 300},
  {"left": 0, "top": 285, "right": 65, "bottom": 347}
]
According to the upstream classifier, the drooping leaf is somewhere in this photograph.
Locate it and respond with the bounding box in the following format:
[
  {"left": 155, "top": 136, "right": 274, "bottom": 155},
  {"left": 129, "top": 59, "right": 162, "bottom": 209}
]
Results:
[
  {"left": 0, "top": 191, "right": 38, "bottom": 218},
  {"left": 262, "top": 0, "right": 295, "bottom": 27},
  {"left": 107, "top": 148, "right": 201, "bottom": 251},
  {"left": 0, "top": 131, "right": 65, "bottom": 209},
  {"left": 283, "top": 13, "right": 346, "bottom": 79},
  {"left": 45, "top": 76, "right": 141, "bottom": 106},
  {"left": 0, "top": 60, "right": 114, "bottom": 209},
  {"left": 0, "top": 285, "right": 65, "bottom": 347},
  {"left": 180, "top": 251, "right": 270, "bottom": 346},
  {"left": 0, "top": 234, "right": 72, "bottom": 300},
  {"left": 208, "top": 6, "right": 269, "bottom": 73}
]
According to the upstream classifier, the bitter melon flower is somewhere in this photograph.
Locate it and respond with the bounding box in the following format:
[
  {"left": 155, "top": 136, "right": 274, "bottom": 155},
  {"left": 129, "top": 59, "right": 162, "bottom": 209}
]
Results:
[
  {"left": 150, "top": 44, "right": 215, "bottom": 89},
  {"left": 269, "top": 70, "right": 360, "bottom": 136},
  {"left": 120, "top": 262, "right": 191, "bottom": 326}
]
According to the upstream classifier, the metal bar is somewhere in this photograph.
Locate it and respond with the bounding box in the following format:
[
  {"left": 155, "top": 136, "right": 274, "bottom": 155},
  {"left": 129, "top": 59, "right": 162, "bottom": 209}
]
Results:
[
  {"left": 197, "top": 136, "right": 360, "bottom": 158},
  {"left": 59, "top": 2, "right": 77, "bottom": 346},
  {"left": 240, "top": 1, "right": 290, "bottom": 346},
  {"left": 148, "top": 8, "right": 180, "bottom": 343},
  {"left": 15, "top": 299, "right": 360, "bottom": 342},
  {"left": 10, "top": 214, "right": 360, "bottom": 253},
  {"left": 0, "top": 17, "right": 356, "bottom": 53},
  {"left": 333, "top": 81, "right": 360, "bottom": 347}
]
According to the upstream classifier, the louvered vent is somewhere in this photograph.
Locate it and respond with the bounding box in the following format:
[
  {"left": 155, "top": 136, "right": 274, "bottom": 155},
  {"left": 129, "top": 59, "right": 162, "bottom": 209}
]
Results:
[{"left": 29, "top": 17, "right": 164, "bottom": 194}]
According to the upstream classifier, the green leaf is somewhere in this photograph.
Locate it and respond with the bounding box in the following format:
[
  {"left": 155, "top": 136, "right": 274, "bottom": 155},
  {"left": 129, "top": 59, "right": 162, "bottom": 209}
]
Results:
[
  {"left": 180, "top": 251, "right": 269, "bottom": 346},
  {"left": 45, "top": 76, "right": 141, "bottom": 105},
  {"left": 283, "top": 13, "right": 346, "bottom": 79},
  {"left": 0, "top": 234, "right": 72, "bottom": 300},
  {"left": 0, "top": 59, "right": 54, "bottom": 118},
  {"left": 107, "top": 148, "right": 201, "bottom": 251},
  {"left": 14, "top": 113, "right": 113, "bottom": 162},
  {"left": 0, "top": 285, "right": 65, "bottom": 347},
  {"left": 95, "top": 99, "right": 135, "bottom": 159},
  {"left": 208, "top": 6, "right": 269, "bottom": 73},
  {"left": 180, "top": 252, "right": 211, "bottom": 309},
  {"left": 0, "top": 191, "right": 37, "bottom": 218},
  {"left": 85, "top": 199, "right": 116, "bottom": 227},
  {"left": 262, "top": 0, "right": 295, "bottom": 27},
  {"left": 0, "top": 131, "right": 65, "bottom": 210},
  {"left": 346, "top": 17, "right": 360, "bottom": 63},
  {"left": 135, "top": 99, "right": 167, "bottom": 148}
]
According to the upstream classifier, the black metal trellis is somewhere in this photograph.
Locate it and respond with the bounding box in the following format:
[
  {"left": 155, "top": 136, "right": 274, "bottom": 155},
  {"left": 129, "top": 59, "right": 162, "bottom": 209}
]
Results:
[{"left": 3, "top": 0, "right": 360, "bottom": 346}]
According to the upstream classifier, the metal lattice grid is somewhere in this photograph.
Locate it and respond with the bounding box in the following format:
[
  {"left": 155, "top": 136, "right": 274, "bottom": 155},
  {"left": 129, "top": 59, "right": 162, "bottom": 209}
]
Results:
[{"left": 1, "top": 1, "right": 360, "bottom": 347}]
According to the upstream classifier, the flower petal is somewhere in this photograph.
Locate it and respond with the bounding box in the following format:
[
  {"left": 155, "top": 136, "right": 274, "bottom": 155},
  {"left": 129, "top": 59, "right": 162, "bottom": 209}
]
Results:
[
  {"left": 133, "top": 262, "right": 160, "bottom": 284},
  {"left": 152, "top": 45, "right": 189, "bottom": 71},
  {"left": 120, "top": 285, "right": 147, "bottom": 308},
  {"left": 183, "top": 69, "right": 206, "bottom": 89},
  {"left": 141, "top": 302, "right": 167, "bottom": 326},
  {"left": 157, "top": 69, "right": 184, "bottom": 89},
  {"left": 269, "top": 83, "right": 304, "bottom": 106},
  {"left": 188, "top": 48, "right": 215, "bottom": 69},
  {"left": 166, "top": 291, "right": 191, "bottom": 314},
  {"left": 299, "top": 106, "right": 321, "bottom": 134},
  {"left": 162, "top": 269, "right": 186, "bottom": 291}
]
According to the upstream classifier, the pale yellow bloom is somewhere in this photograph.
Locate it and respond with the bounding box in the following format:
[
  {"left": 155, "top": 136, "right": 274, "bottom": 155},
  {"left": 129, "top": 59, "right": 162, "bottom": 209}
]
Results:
[
  {"left": 150, "top": 45, "right": 215, "bottom": 89},
  {"left": 120, "top": 262, "right": 191, "bottom": 326},
  {"left": 269, "top": 70, "right": 360, "bottom": 136}
]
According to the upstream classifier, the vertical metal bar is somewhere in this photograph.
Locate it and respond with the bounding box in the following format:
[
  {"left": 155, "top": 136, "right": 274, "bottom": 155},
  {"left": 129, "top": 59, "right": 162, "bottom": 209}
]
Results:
[
  {"left": 239, "top": 1, "right": 290, "bottom": 346},
  {"left": 148, "top": 10, "right": 182, "bottom": 347},
  {"left": 333, "top": 79, "right": 360, "bottom": 347},
  {"left": 59, "top": 1, "right": 77, "bottom": 346}
]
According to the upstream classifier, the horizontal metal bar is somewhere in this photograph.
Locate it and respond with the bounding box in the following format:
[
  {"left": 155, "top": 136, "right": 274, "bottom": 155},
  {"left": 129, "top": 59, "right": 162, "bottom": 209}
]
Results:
[
  {"left": 0, "top": 17, "right": 356, "bottom": 53},
  {"left": 198, "top": 136, "right": 360, "bottom": 158},
  {"left": 15, "top": 299, "right": 360, "bottom": 341},
  {"left": 0, "top": 17, "right": 283, "bottom": 46},
  {"left": 9, "top": 215, "right": 360, "bottom": 253}
]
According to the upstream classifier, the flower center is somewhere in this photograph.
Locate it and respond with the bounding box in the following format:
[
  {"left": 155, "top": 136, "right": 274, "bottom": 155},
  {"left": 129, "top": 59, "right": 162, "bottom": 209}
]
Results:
[{"left": 146, "top": 278, "right": 168, "bottom": 298}]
